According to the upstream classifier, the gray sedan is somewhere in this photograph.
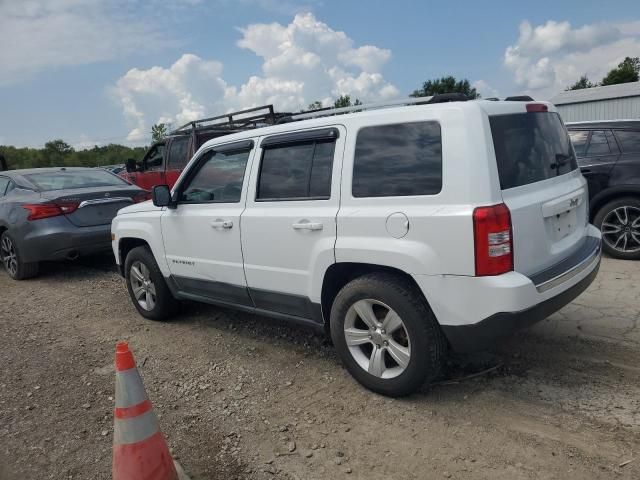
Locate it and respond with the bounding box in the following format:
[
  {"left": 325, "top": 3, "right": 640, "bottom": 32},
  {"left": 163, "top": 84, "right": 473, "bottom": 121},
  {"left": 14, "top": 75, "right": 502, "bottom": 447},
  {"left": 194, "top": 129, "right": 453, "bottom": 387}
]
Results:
[{"left": 0, "top": 167, "right": 149, "bottom": 280}]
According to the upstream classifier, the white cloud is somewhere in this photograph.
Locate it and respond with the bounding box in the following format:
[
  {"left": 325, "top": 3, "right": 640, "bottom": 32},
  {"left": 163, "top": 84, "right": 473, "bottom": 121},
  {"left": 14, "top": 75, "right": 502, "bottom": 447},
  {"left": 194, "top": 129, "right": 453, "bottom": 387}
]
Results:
[
  {"left": 504, "top": 19, "right": 640, "bottom": 99},
  {"left": 113, "top": 13, "right": 399, "bottom": 142},
  {"left": 472, "top": 80, "right": 499, "bottom": 98},
  {"left": 0, "top": 0, "right": 170, "bottom": 86}
]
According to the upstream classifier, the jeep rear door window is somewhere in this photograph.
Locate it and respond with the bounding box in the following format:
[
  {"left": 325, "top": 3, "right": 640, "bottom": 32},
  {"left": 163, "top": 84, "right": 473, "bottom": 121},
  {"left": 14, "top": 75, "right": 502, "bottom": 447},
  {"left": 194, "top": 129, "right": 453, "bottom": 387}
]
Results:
[
  {"left": 614, "top": 130, "right": 640, "bottom": 153},
  {"left": 568, "top": 130, "right": 588, "bottom": 156},
  {"left": 168, "top": 137, "right": 190, "bottom": 169},
  {"left": 257, "top": 139, "right": 336, "bottom": 201},
  {"left": 490, "top": 112, "right": 577, "bottom": 190},
  {"left": 180, "top": 148, "right": 250, "bottom": 203},
  {"left": 352, "top": 121, "right": 442, "bottom": 197}
]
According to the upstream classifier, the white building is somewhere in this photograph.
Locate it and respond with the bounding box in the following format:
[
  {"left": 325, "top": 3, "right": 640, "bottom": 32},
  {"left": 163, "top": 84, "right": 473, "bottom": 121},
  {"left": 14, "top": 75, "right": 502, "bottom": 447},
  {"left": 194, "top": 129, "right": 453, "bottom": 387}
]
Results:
[{"left": 549, "top": 81, "right": 640, "bottom": 122}]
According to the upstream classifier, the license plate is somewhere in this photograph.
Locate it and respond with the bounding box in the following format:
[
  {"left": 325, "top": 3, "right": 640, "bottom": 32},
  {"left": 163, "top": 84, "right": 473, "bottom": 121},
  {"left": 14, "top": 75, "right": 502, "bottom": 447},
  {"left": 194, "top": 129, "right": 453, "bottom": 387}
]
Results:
[{"left": 550, "top": 209, "right": 577, "bottom": 240}]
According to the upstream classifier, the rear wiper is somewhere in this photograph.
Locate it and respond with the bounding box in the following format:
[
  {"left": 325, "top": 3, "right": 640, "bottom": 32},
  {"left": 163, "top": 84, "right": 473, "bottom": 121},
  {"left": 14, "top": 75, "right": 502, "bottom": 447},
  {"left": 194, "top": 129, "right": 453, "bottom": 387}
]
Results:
[{"left": 550, "top": 153, "right": 572, "bottom": 172}]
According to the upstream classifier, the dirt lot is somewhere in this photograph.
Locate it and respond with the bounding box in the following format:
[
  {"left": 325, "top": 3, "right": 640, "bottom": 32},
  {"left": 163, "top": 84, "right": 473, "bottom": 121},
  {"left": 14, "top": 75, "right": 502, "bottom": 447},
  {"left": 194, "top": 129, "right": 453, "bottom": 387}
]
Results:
[{"left": 1, "top": 256, "right": 639, "bottom": 479}]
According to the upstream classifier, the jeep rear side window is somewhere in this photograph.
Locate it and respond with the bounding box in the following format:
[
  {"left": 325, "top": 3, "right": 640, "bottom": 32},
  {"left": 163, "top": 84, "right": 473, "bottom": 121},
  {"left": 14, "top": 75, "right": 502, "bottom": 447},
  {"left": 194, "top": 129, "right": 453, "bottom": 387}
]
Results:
[
  {"left": 179, "top": 149, "right": 250, "bottom": 203},
  {"left": 257, "top": 139, "right": 336, "bottom": 201},
  {"left": 490, "top": 112, "right": 577, "bottom": 190},
  {"left": 352, "top": 122, "right": 442, "bottom": 198},
  {"left": 168, "top": 137, "right": 190, "bottom": 170},
  {"left": 614, "top": 130, "right": 640, "bottom": 153}
]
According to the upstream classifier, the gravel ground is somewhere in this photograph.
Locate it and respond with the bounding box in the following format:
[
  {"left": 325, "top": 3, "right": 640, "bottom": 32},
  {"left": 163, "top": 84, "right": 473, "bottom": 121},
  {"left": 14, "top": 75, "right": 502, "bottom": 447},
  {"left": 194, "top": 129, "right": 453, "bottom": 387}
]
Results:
[{"left": 1, "top": 255, "right": 639, "bottom": 479}]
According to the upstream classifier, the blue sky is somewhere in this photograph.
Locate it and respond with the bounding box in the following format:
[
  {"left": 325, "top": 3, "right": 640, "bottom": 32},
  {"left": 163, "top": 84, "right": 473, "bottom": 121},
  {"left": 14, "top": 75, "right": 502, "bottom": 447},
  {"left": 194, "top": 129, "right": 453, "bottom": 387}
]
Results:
[{"left": 1, "top": 0, "right": 639, "bottom": 148}]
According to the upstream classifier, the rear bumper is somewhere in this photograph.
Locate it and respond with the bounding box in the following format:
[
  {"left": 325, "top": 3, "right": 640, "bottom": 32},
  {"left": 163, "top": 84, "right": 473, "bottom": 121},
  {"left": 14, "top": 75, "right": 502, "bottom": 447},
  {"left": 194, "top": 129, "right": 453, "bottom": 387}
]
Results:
[
  {"left": 413, "top": 228, "right": 602, "bottom": 352},
  {"left": 19, "top": 217, "right": 112, "bottom": 262},
  {"left": 441, "top": 258, "right": 600, "bottom": 352}
]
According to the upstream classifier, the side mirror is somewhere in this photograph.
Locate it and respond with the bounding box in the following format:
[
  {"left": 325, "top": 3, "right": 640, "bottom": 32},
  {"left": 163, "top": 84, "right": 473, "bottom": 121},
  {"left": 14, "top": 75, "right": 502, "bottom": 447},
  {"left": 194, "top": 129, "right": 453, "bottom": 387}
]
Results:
[
  {"left": 152, "top": 185, "right": 173, "bottom": 207},
  {"left": 125, "top": 158, "right": 137, "bottom": 173}
]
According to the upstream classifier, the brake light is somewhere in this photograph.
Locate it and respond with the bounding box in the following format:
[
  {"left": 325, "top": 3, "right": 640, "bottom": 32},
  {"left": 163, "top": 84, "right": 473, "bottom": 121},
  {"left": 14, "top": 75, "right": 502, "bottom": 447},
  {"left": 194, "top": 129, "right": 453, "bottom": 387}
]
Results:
[
  {"left": 473, "top": 203, "right": 513, "bottom": 276},
  {"left": 526, "top": 103, "right": 548, "bottom": 112},
  {"left": 23, "top": 201, "right": 79, "bottom": 221},
  {"left": 133, "top": 192, "right": 152, "bottom": 203}
]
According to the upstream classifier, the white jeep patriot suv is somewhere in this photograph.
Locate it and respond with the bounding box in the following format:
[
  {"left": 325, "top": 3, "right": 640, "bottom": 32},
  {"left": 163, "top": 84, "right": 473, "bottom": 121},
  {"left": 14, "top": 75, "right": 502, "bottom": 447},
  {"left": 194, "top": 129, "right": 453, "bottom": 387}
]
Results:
[{"left": 112, "top": 95, "right": 602, "bottom": 397}]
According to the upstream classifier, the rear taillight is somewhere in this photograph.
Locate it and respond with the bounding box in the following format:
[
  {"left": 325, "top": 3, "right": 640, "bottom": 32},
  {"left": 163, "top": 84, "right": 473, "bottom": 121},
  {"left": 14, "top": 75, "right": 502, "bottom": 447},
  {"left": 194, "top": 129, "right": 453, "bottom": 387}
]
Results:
[
  {"left": 133, "top": 192, "right": 152, "bottom": 203},
  {"left": 23, "top": 201, "right": 79, "bottom": 221},
  {"left": 473, "top": 203, "right": 513, "bottom": 276}
]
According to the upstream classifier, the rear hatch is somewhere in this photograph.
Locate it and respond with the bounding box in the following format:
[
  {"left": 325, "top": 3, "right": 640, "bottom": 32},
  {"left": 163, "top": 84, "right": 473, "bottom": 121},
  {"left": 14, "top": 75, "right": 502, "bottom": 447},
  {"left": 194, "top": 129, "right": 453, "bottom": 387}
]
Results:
[
  {"left": 42, "top": 186, "right": 144, "bottom": 227},
  {"left": 489, "top": 106, "right": 589, "bottom": 276}
]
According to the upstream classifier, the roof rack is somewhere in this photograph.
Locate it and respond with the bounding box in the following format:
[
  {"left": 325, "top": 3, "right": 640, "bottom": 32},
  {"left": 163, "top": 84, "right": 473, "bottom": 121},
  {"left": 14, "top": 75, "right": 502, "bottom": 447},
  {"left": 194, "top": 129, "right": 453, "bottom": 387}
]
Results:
[{"left": 170, "top": 104, "right": 287, "bottom": 136}]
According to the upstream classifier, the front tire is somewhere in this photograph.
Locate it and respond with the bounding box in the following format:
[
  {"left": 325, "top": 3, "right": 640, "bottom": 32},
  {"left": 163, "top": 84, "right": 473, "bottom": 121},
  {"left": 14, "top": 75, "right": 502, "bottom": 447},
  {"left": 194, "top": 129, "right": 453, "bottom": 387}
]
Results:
[
  {"left": 124, "top": 246, "right": 179, "bottom": 320},
  {"left": 594, "top": 197, "right": 640, "bottom": 260},
  {"left": 0, "top": 232, "right": 39, "bottom": 280},
  {"left": 330, "top": 273, "right": 445, "bottom": 397}
]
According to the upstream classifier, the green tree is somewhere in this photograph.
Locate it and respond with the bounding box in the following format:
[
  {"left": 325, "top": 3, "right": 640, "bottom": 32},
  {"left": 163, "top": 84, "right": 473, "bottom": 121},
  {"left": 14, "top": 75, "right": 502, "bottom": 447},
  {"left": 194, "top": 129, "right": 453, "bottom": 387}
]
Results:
[
  {"left": 151, "top": 123, "right": 168, "bottom": 143},
  {"left": 307, "top": 100, "right": 323, "bottom": 110},
  {"left": 333, "top": 95, "right": 362, "bottom": 108},
  {"left": 600, "top": 57, "right": 640, "bottom": 86},
  {"left": 566, "top": 75, "right": 595, "bottom": 91},
  {"left": 0, "top": 142, "right": 147, "bottom": 170},
  {"left": 410, "top": 76, "right": 480, "bottom": 99}
]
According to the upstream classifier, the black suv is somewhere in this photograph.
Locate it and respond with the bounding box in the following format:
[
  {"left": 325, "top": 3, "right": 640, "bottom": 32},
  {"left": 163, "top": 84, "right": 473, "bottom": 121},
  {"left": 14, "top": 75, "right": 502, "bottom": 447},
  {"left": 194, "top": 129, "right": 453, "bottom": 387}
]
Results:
[{"left": 566, "top": 121, "right": 640, "bottom": 259}]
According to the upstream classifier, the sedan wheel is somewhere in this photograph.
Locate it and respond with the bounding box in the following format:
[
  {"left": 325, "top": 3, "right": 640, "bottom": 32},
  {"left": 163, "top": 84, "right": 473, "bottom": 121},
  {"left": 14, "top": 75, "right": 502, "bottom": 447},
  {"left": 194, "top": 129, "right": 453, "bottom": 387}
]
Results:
[
  {"left": 129, "top": 261, "right": 157, "bottom": 311},
  {"left": 344, "top": 299, "right": 411, "bottom": 379},
  {"left": 1, "top": 235, "right": 18, "bottom": 277}
]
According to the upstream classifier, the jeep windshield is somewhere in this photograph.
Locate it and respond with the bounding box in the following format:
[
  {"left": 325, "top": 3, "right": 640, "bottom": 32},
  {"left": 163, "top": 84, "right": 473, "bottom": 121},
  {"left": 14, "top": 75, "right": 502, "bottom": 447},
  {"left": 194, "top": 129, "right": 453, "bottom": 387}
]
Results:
[{"left": 490, "top": 112, "right": 577, "bottom": 190}]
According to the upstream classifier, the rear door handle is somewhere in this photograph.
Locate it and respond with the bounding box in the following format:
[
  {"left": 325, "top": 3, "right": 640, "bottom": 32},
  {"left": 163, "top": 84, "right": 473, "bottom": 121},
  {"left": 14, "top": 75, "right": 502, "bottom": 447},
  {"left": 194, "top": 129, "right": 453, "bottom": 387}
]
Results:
[
  {"left": 211, "top": 220, "right": 233, "bottom": 229},
  {"left": 292, "top": 221, "right": 323, "bottom": 231}
]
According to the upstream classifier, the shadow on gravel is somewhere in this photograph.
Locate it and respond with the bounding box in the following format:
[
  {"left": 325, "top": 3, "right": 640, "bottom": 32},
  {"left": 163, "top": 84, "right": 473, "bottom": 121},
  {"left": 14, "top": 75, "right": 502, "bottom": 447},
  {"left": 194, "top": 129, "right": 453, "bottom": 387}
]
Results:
[{"left": 37, "top": 253, "right": 118, "bottom": 278}]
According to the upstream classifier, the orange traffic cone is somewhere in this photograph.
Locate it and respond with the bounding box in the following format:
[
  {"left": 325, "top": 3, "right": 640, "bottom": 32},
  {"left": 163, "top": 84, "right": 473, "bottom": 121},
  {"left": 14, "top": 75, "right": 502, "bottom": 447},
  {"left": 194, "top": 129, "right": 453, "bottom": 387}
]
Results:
[{"left": 112, "top": 342, "right": 179, "bottom": 480}]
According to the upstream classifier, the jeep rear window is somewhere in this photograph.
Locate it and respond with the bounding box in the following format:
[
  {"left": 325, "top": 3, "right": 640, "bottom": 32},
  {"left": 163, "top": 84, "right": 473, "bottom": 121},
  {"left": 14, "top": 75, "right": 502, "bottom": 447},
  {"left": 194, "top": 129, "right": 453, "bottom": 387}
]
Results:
[
  {"left": 490, "top": 112, "right": 577, "bottom": 190},
  {"left": 25, "top": 170, "right": 128, "bottom": 191}
]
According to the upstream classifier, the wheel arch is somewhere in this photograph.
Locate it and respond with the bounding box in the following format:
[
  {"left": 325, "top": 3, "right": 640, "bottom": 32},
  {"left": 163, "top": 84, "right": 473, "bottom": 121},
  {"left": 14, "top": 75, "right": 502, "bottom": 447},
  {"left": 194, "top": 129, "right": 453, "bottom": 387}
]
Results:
[
  {"left": 590, "top": 186, "right": 640, "bottom": 220},
  {"left": 320, "top": 262, "right": 431, "bottom": 329},
  {"left": 118, "top": 237, "right": 150, "bottom": 275}
]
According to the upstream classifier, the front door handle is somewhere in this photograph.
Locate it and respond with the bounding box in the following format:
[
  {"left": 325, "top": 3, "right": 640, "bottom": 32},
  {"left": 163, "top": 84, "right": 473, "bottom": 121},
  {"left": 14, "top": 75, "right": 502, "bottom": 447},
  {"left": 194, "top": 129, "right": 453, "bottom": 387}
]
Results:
[
  {"left": 211, "top": 219, "right": 233, "bottom": 229},
  {"left": 292, "top": 221, "right": 323, "bottom": 231}
]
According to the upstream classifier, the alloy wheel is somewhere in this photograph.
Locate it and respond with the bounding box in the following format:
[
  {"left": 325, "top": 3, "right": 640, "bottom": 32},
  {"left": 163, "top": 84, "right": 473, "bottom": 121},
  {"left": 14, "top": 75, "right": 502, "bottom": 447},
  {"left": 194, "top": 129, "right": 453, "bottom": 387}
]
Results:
[
  {"left": 130, "top": 261, "right": 157, "bottom": 311},
  {"left": 1, "top": 236, "right": 18, "bottom": 277},
  {"left": 601, "top": 206, "right": 640, "bottom": 254},
  {"left": 344, "top": 299, "right": 411, "bottom": 379}
]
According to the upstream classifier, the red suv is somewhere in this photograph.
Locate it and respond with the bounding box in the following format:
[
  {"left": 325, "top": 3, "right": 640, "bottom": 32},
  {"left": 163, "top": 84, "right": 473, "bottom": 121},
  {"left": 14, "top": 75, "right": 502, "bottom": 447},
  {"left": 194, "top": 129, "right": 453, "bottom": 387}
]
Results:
[{"left": 120, "top": 105, "right": 282, "bottom": 191}]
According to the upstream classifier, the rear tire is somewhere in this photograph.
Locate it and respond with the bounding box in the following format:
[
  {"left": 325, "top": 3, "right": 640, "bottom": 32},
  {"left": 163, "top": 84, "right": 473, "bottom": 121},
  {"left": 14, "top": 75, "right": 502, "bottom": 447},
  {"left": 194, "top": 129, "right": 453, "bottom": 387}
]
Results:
[
  {"left": 594, "top": 197, "right": 640, "bottom": 260},
  {"left": 0, "top": 232, "right": 39, "bottom": 280},
  {"left": 330, "top": 273, "right": 445, "bottom": 397},
  {"left": 124, "top": 246, "right": 179, "bottom": 320}
]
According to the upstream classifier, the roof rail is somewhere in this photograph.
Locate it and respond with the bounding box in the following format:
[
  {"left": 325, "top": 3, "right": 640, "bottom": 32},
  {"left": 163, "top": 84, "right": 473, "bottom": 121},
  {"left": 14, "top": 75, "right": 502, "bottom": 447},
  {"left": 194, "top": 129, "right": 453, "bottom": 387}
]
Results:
[
  {"left": 427, "top": 93, "right": 470, "bottom": 103},
  {"left": 283, "top": 96, "right": 438, "bottom": 122},
  {"left": 170, "top": 104, "right": 287, "bottom": 135}
]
